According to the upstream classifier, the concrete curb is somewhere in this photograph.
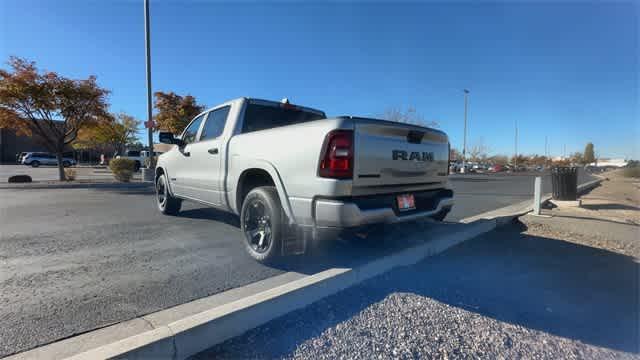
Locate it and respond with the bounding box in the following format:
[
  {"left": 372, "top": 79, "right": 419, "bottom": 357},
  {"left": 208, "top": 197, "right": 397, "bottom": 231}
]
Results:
[
  {"left": 0, "top": 182, "right": 153, "bottom": 190},
  {"left": 64, "top": 220, "right": 496, "bottom": 360}
]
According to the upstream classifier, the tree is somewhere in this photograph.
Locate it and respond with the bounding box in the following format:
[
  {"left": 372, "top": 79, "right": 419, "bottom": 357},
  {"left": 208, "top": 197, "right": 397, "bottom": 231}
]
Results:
[
  {"left": 0, "top": 57, "right": 110, "bottom": 180},
  {"left": 583, "top": 142, "right": 595, "bottom": 164},
  {"left": 449, "top": 147, "right": 461, "bottom": 162},
  {"left": 570, "top": 151, "right": 584, "bottom": 165},
  {"left": 74, "top": 112, "right": 140, "bottom": 156},
  {"left": 468, "top": 138, "right": 489, "bottom": 162},
  {"left": 380, "top": 106, "right": 439, "bottom": 128},
  {"left": 154, "top": 91, "right": 205, "bottom": 134},
  {"left": 488, "top": 155, "right": 509, "bottom": 166}
]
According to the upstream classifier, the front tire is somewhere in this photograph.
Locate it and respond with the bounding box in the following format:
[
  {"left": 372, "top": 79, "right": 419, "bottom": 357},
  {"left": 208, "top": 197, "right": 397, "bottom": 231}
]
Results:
[
  {"left": 156, "top": 174, "right": 181, "bottom": 215},
  {"left": 240, "top": 186, "right": 284, "bottom": 264}
]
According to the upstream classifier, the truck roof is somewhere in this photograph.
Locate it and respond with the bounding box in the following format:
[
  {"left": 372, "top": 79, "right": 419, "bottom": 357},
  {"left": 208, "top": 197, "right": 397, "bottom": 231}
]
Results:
[{"left": 202, "top": 97, "right": 326, "bottom": 118}]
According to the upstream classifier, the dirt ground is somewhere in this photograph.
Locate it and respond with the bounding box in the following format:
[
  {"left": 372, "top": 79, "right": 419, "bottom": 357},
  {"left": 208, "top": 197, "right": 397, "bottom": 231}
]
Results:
[{"left": 522, "top": 170, "right": 640, "bottom": 257}]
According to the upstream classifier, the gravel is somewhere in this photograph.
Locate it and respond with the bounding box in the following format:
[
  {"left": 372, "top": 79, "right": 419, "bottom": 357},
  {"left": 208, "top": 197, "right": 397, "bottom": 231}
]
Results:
[{"left": 194, "top": 223, "right": 639, "bottom": 359}]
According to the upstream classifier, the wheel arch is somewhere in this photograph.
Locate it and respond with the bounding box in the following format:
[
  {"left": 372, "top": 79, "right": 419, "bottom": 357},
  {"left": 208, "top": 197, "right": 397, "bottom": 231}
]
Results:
[{"left": 233, "top": 163, "right": 295, "bottom": 225}]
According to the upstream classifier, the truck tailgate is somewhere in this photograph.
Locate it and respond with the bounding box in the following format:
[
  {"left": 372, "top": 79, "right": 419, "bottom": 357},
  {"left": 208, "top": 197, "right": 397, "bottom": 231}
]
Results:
[{"left": 352, "top": 118, "right": 449, "bottom": 188}]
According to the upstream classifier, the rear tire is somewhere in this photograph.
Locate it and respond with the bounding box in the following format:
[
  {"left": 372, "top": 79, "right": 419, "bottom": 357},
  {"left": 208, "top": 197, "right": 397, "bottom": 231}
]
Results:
[
  {"left": 240, "top": 186, "right": 284, "bottom": 264},
  {"left": 134, "top": 161, "right": 141, "bottom": 172},
  {"left": 62, "top": 161, "right": 71, "bottom": 167},
  {"left": 156, "top": 174, "right": 181, "bottom": 215},
  {"left": 31, "top": 161, "right": 40, "bottom": 168}
]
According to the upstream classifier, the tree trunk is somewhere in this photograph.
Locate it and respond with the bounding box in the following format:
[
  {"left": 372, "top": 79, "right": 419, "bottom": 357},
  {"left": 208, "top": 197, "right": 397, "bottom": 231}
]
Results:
[{"left": 56, "top": 151, "right": 66, "bottom": 181}]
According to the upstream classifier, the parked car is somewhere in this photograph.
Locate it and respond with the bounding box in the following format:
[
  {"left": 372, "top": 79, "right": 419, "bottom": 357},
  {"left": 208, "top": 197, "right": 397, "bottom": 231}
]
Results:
[
  {"left": 488, "top": 164, "right": 504, "bottom": 172},
  {"left": 155, "top": 97, "right": 454, "bottom": 263},
  {"left": 16, "top": 152, "right": 28, "bottom": 164},
  {"left": 115, "top": 150, "right": 163, "bottom": 171},
  {"left": 21, "top": 152, "right": 76, "bottom": 167}
]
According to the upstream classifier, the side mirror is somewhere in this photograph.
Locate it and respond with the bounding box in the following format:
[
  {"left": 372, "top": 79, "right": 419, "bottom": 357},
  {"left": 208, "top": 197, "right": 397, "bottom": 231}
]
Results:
[{"left": 159, "top": 132, "right": 183, "bottom": 146}]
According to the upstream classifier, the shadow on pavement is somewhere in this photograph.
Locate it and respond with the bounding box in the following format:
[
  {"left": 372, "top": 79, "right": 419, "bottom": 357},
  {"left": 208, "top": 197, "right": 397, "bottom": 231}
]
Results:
[
  {"left": 581, "top": 203, "right": 640, "bottom": 211},
  {"left": 200, "top": 221, "right": 639, "bottom": 358}
]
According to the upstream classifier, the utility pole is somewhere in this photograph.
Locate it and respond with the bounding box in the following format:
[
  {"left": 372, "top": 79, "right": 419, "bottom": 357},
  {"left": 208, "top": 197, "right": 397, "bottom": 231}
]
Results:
[
  {"left": 462, "top": 89, "right": 469, "bottom": 173},
  {"left": 144, "top": 0, "right": 154, "bottom": 161},
  {"left": 544, "top": 136, "right": 548, "bottom": 166},
  {"left": 514, "top": 120, "right": 518, "bottom": 171}
]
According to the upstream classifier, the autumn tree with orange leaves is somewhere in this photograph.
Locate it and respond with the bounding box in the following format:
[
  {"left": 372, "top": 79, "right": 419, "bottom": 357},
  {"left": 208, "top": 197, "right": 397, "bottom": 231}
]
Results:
[
  {"left": 153, "top": 91, "right": 205, "bottom": 134},
  {"left": 0, "top": 57, "right": 110, "bottom": 180}
]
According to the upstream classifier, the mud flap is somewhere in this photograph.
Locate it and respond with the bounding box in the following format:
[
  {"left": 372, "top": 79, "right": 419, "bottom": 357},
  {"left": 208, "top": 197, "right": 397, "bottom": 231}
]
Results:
[{"left": 281, "top": 223, "right": 308, "bottom": 255}]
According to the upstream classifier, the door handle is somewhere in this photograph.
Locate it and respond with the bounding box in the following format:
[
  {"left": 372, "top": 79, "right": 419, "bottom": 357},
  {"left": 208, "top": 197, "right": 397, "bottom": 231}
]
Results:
[{"left": 208, "top": 148, "right": 219, "bottom": 155}]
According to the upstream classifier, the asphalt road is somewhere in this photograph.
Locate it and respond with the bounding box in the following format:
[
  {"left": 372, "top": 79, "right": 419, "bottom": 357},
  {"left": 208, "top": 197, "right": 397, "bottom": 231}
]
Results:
[
  {"left": 446, "top": 170, "right": 594, "bottom": 221},
  {"left": 0, "top": 170, "right": 595, "bottom": 357},
  {"left": 0, "top": 164, "right": 133, "bottom": 182}
]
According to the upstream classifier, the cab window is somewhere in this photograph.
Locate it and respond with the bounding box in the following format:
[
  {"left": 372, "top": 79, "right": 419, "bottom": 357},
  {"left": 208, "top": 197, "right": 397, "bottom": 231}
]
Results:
[
  {"left": 200, "top": 106, "right": 230, "bottom": 141},
  {"left": 182, "top": 115, "right": 205, "bottom": 144}
]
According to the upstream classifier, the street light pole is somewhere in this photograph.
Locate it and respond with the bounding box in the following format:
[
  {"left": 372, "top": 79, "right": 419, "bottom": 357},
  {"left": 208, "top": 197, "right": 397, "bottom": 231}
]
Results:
[
  {"left": 144, "top": 0, "right": 154, "bottom": 160},
  {"left": 514, "top": 120, "right": 518, "bottom": 171},
  {"left": 462, "top": 89, "right": 469, "bottom": 173}
]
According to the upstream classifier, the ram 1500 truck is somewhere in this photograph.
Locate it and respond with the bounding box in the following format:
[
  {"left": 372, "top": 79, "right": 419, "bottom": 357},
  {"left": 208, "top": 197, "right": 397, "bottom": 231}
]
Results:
[{"left": 156, "top": 98, "right": 453, "bottom": 263}]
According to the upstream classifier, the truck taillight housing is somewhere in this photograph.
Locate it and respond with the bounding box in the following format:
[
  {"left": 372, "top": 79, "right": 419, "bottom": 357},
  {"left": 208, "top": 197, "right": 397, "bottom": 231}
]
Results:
[{"left": 318, "top": 130, "right": 353, "bottom": 179}]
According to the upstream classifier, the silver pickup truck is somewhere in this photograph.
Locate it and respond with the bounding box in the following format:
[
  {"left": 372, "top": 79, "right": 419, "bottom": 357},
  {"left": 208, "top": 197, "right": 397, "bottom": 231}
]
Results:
[{"left": 156, "top": 97, "right": 453, "bottom": 263}]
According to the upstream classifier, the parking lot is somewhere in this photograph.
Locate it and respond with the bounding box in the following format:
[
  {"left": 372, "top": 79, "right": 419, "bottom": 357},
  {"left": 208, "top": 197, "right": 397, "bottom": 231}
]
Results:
[
  {"left": 0, "top": 164, "right": 127, "bottom": 182},
  {"left": 0, "top": 169, "right": 596, "bottom": 357}
]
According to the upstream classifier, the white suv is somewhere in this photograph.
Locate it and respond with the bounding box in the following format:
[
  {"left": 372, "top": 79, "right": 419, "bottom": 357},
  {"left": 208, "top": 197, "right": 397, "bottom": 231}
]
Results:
[{"left": 22, "top": 152, "right": 76, "bottom": 168}]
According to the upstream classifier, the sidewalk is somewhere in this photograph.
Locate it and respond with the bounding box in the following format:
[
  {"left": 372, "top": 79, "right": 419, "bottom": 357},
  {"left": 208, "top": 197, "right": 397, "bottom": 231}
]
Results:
[
  {"left": 193, "top": 171, "right": 639, "bottom": 359},
  {"left": 525, "top": 169, "right": 639, "bottom": 257}
]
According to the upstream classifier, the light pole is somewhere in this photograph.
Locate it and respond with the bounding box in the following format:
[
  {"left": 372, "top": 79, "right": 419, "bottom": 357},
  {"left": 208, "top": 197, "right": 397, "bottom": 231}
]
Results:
[
  {"left": 144, "top": 0, "right": 154, "bottom": 160},
  {"left": 514, "top": 120, "right": 518, "bottom": 171},
  {"left": 462, "top": 89, "right": 469, "bottom": 173}
]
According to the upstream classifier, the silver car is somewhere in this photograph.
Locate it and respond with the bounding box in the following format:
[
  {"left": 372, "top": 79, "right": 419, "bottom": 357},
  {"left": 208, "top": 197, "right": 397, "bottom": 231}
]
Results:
[{"left": 22, "top": 152, "right": 76, "bottom": 167}]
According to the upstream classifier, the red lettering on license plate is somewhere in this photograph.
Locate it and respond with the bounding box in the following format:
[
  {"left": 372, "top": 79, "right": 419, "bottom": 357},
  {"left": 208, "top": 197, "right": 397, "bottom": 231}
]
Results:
[{"left": 397, "top": 194, "right": 416, "bottom": 211}]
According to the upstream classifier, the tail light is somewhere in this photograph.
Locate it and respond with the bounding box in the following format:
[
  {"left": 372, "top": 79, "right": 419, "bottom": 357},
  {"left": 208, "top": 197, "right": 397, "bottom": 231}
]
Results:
[{"left": 318, "top": 130, "right": 353, "bottom": 179}]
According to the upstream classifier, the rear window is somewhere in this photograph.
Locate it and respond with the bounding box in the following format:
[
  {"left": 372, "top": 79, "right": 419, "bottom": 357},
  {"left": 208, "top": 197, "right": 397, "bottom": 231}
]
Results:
[{"left": 242, "top": 104, "right": 325, "bottom": 133}]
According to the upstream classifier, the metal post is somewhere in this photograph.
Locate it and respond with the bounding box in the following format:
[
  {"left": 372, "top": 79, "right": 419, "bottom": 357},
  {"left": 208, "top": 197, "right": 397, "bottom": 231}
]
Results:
[
  {"left": 514, "top": 120, "right": 518, "bottom": 171},
  {"left": 462, "top": 89, "right": 469, "bottom": 173},
  {"left": 144, "top": 0, "right": 154, "bottom": 161},
  {"left": 533, "top": 176, "right": 542, "bottom": 215}
]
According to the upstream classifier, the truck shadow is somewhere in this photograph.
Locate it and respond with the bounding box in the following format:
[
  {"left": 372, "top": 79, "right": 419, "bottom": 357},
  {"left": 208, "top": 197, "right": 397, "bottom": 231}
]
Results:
[{"left": 201, "top": 221, "right": 639, "bottom": 358}]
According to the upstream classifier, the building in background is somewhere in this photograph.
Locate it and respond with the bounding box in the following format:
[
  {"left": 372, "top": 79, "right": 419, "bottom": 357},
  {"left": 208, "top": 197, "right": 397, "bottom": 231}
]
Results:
[
  {"left": 0, "top": 128, "right": 51, "bottom": 163},
  {"left": 590, "top": 158, "right": 628, "bottom": 168}
]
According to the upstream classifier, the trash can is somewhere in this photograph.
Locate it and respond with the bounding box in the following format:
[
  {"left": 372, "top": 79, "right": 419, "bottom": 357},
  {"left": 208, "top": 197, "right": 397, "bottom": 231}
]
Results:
[{"left": 551, "top": 167, "right": 578, "bottom": 200}]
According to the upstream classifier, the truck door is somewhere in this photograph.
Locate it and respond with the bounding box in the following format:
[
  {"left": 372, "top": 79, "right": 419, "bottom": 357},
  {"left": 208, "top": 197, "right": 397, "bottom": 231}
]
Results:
[
  {"left": 187, "top": 106, "right": 230, "bottom": 205},
  {"left": 170, "top": 114, "right": 205, "bottom": 199}
]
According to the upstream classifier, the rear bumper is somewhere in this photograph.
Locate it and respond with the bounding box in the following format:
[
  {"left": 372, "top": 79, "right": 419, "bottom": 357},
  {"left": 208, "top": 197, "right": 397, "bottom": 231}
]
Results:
[{"left": 313, "top": 189, "right": 454, "bottom": 228}]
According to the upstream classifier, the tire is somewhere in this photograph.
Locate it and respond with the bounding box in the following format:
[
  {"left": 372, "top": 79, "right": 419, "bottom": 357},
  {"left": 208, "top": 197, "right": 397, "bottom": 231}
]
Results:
[
  {"left": 240, "top": 186, "right": 284, "bottom": 264},
  {"left": 62, "top": 161, "right": 71, "bottom": 168},
  {"left": 134, "top": 161, "right": 141, "bottom": 172},
  {"left": 31, "top": 160, "right": 40, "bottom": 168},
  {"left": 156, "top": 174, "right": 181, "bottom": 215}
]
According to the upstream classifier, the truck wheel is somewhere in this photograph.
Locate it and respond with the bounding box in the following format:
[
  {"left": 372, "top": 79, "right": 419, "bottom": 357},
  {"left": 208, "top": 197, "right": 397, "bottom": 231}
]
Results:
[
  {"left": 31, "top": 160, "right": 40, "bottom": 168},
  {"left": 241, "top": 186, "right": 284, "bottom": 264},
  {"left": 134, "top": 161, "right": 141, "bottom": 172},
  {"left": 156, "top": 174, "right": 181, "bottom": 215}
]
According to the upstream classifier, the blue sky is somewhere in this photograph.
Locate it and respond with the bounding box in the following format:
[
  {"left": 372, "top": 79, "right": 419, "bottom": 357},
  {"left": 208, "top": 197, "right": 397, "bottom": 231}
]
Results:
[{"left": 1, "top": 1, "right": 638, "bottom": 159}]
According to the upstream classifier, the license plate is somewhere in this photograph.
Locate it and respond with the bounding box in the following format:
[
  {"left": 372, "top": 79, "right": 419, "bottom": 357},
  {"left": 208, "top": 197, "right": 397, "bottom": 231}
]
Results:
[{"left": 396, "top": 194, "right": 416, "bottom": 211}]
